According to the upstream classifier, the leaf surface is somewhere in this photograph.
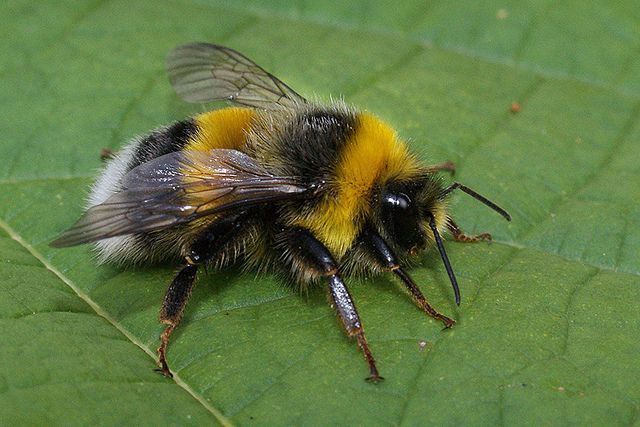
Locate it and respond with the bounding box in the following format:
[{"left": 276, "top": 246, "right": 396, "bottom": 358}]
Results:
[{"left": 1, "top": 1, "right": 639, "bottom": 425}]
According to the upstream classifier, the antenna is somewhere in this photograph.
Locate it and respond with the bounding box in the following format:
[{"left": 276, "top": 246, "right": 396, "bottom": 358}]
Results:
[
  {"left": 428, "top": 215, "right": 461, "bottom": 306},
  {"left": 441, "top": 182, "right": 511, "bottom": 221}
]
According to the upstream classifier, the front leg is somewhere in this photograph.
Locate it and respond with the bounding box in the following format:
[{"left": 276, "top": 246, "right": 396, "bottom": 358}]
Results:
[
  {"left": 446, "top": 218, "right": 492, "bottom": 243},
  {"left": 281, "top": 227, "right": 383, "bottom": 382},
  {"left": 359, "top": 226, "right": 455, "bottom": 328}
]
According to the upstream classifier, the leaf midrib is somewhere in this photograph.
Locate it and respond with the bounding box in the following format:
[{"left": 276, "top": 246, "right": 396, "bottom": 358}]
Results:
[{"left": 0, "top": 218, "right": 233, "bottom": 427}]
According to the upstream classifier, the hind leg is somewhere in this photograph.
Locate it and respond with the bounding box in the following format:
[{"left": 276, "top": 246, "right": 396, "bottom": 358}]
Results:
[
  {"left": 157, "top": 264, "right": 198, "bottom": 377},
  {"left": 156, "top": 213, "right": 247, "bottom": 377}
]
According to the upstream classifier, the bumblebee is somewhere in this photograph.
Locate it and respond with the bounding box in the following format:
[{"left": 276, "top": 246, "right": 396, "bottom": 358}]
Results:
[{"left": 52, "top": 43, "right": 511, "bottom": 382}]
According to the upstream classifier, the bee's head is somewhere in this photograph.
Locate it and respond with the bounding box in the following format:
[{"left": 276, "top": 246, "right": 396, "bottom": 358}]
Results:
[
  {"left": 378, "top": 174, "right": 511, "bottom": 305},
  {"left": 378, "top": 175, "right": 448, "bottom": 256}
]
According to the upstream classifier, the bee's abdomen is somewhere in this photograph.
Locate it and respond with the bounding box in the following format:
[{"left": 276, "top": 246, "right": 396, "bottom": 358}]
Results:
[{"left": 88, "top": 108, "right": 256, "bottom": 264}]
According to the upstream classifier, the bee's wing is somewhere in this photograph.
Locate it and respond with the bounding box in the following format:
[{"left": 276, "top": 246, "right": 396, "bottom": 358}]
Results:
[
  {"left": 50, "top": 149, "right": 310, "bottom": 247},
  {"left": 166, "top": 43, "right": 306, "bottom": 109}
]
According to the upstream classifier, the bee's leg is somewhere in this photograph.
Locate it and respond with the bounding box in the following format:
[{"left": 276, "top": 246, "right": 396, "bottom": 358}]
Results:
[
  {"left": 446, "top": 218, "right": 492, "bottom": 243},
  {"left": 282, "top": 227, "right": 383, "bottom": 382},
  {"left": 157, "top": 214, "right": 246, "bottom": 378},
  {"left": 359, "top": 227, "right": 455, "bottom": 328},
  {"left": 424, "top": 160, "right": 455, "bottom": 174},
  {"left": 157, "top": 263, "right": 198, "bottom": 377},
  {"left": 100, "top": 148, "right": 115, "bottom": 161}
]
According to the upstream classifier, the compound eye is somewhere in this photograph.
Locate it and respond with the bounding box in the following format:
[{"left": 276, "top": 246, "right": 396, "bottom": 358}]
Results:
[
  {"left": 380, "top": 192, "right": 423, "bottom": 251},
  {"left": 382, "top": 193, "right": 411, "bottom": 211}
]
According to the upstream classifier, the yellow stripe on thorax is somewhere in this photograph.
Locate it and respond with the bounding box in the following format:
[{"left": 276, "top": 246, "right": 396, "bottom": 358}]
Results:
[
  {"left": 297, "top": 112, "right": 420, "bottom": 258},
  {"left": 188, "top": 107, "right": 255, "bottom": 152}
]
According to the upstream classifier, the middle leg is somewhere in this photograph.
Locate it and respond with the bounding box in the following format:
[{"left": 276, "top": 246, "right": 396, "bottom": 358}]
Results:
[{"left": 280, "top": 227, "right": 383, "bottom": 382}]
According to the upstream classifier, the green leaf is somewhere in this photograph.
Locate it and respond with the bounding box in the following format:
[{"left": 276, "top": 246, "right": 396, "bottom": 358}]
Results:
[{"left": 1, "top": 1, "right": 639, "bottom": 425}]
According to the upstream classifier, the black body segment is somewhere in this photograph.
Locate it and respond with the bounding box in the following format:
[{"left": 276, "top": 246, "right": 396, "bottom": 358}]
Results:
[
  {"left": 275, "top": 108, "right": 357, "bottom": 181},
  {"left": 130, "top": 119, "right": 198, "bottom": 169},
  {"left": 186, "top": 211, "right": 248, "bottom": 264},
  {"left": 378, "top": 176, "right": 444, "bottom": 255},
  {"left": 359, "top": 225, "right": 396, "bottom": 269},
  {"left": 328, "top": 275, "right": 361, "bottom": 335}
]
